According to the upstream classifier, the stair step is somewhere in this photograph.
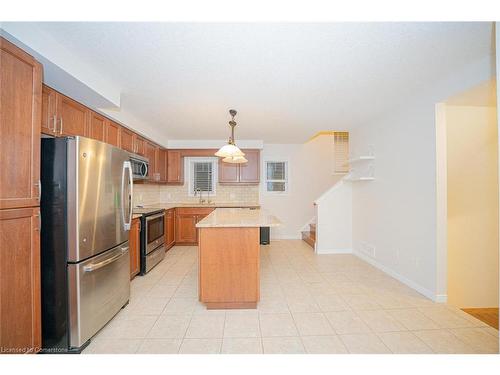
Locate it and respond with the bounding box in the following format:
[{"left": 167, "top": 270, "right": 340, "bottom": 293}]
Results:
[
  {"left": 309, "top": 223, "right": 316, "bottom": 233},
  {"left": 301, "top": 231, "right": 315, "bottom": 248}
]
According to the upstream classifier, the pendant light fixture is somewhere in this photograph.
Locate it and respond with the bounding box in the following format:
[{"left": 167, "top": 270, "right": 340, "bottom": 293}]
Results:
[{"left": 215, "top": 109, "right": 247, "bottom": 163}]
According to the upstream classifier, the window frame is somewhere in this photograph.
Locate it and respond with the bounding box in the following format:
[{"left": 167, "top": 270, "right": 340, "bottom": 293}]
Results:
[
  {"left": 263, "top": 160, "right": 289, "bottom": 195},
  {"left": 186, "top": 157, "right": 218, "bottom": 197}
]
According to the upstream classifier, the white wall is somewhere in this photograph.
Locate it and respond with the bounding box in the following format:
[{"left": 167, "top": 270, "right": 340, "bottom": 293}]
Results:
[
  {"left": 315, "top": 180, "right": 352, "bottom": 253},
  {"left": 350, "top": 54, "right": 494, "bottom": 301},
  {"left": 350, "top": 103, "right": 440, "bottom": 299},
  {"left": 260, "top": 135, "right": 343, "bottom": 239},
  {"left": 446, "top": 104, "right": 498, "bottom": 308}
]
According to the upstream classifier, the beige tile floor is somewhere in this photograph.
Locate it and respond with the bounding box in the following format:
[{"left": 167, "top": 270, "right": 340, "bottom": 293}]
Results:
[{"left": 83, "top": 240, "right": 499, "bottom": 354}]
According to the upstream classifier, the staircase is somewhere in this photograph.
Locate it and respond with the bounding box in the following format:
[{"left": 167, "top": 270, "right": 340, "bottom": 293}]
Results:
[{"left": 302, "top": 222, "right": 316, "bottom": 248}]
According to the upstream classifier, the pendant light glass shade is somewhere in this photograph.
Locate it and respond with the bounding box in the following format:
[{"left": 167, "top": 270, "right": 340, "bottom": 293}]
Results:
[
  {"left": 214, "top": 143, "right": 245, "bottom": 158},
  {"left": 223, "top": 155, "right": 248, "bottom": 164}
]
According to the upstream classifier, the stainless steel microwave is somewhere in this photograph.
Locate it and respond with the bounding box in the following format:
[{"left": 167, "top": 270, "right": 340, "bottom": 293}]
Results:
[{"left": 129, "top": 153, "right": 149, "bottom": 180}]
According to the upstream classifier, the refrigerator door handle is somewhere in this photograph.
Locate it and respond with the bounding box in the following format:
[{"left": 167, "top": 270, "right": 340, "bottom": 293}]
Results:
[
  {"left": 83, "top": 246, "right": 129, "bottom": 273},
  {"left": 122, "top": 160, "right": 133, "bottom": 231}
]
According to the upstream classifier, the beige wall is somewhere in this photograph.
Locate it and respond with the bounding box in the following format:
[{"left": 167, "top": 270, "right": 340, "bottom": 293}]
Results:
[
  {"left": 261, "top": 135, "right": 344, "bottom": 239},
  {"left": 446, "top": 104, "right": 499, "bottom": 308}
]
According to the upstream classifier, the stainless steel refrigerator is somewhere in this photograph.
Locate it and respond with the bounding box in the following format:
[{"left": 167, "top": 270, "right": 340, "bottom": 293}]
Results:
[{"left": 40, "top": 136, "right": 133, "bottom": 353}]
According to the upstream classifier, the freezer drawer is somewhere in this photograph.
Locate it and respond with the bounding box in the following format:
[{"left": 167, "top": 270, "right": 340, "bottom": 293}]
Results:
[{"left": 67, "top": 241, "right": 130, "bottom": 348}]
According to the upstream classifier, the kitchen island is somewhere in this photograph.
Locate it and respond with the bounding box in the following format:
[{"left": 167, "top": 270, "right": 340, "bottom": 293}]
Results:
[{"left": 196, "top": 208, "right": 280, "bottom": 309}]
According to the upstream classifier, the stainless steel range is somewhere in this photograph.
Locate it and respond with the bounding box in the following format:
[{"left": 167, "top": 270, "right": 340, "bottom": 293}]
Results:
[
  {"left": 134, "top": 207, "right": 166, "bottom": 274},
  {"left": 40, "top": 136, "right": 133, "bottom": 353}
]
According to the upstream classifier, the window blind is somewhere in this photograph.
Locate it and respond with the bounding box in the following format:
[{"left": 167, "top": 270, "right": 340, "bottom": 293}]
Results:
[
  {"left": 193, "top": 162, "right": 213, "bottom": 192},
  {"left": 334, "top": 131, "right": 349, "bottom": 174},
  {"left": 266, "top": 161, "right": 287, "bottom": 192}
]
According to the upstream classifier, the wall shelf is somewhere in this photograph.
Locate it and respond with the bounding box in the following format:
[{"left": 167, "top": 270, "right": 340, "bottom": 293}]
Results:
[
  {"left": 344, "top": 176, "right": 375, "bottom": 182},
  {"left": 343, "top": 156, "right": 375, "bottom": 166}
]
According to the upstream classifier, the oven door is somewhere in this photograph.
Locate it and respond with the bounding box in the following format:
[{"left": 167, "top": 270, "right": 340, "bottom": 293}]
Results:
[{"left": 145, "top": 212, "right": 165, "bottom": 254}]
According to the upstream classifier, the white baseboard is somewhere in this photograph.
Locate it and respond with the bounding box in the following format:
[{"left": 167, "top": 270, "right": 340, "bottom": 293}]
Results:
[
  {"left": 434, "top": 294, "right": 448, "bottom": 303},
  {"left": 353, "top": 250, "right": 444, "bottom": 303},
  {"left": 271, "top": 234, "right": 301, "bottom": 240},
  {"left": 316, "top": 248, "right": 352, "bottom": 254}
]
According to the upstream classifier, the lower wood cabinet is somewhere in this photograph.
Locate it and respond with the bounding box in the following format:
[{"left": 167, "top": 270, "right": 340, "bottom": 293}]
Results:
[
  {"left": 175, "top": 207, "right": 214, "bottom": 245},
  {"left": 165, "top": 209, "right": 176, "bottom": 250},
  {"left": 129, "top": 218, "right": 140, "bottom": 279},
  {"left": 0, "top": 207, "right": 41, "bottom": 353}
]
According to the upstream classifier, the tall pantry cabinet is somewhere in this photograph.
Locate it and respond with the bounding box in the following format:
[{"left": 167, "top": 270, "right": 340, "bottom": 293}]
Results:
[{"left": 0, "top": 37, "right": 42, "bottom": 353}]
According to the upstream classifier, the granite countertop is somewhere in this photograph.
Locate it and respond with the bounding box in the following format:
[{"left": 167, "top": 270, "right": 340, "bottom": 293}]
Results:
[
  {"left": 196, "top": 208, "right": 281, "bottom": 228},
  {"left": 138, "top": 202, "right": 260, "bottom": 210}
]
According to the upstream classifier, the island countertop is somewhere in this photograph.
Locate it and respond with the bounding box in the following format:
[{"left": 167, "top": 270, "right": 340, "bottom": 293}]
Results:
[{"left": 196, "top": 208, "right": 281, "bottom": 228}]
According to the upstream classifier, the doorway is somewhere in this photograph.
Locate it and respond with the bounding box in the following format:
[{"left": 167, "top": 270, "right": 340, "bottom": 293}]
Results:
[{"left": 435, "top": 80, "right": 499, "bottom": 328}]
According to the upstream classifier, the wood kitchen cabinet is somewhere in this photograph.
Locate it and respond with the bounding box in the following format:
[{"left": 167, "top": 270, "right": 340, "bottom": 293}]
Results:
[
  {"left": 157, "top": 148, "right": 168, "bottom": 183},
  {"left": 135, "top": 135, "right": 146, "bottom": 156},
  {"left": 105, "top": 120, "right": 121, "bottom": 148},
  {"left": 167, "top": 150, "right": 184, "bottom": 184},
  {"left": 41, "top": 85, "right": 89, "bottom": 138},
  {"left": 129, "top": 218, "right": 140, "bottom": 279},
  {"left": 0, "top": 37, "right": 42, "bottom": 210},
  {"left": 145, "top": 141, "right": 159, "bottom": 182},
  {"left": 0, "top": 207, "right": 41, "bottom": 353},
  {"left": 218, "top": 149, "right": 260, "bottom": 184},
  {"left": 175, "top": 208, "right": 214, "bottom": 245},
  {"left": 56, "top": 93, "right": 90, "bottom": 137},
  {"left": 120, "top": 127, "right": 135, "bottom": 153},
  {"left": 165, "top": 209, "right": 176, "bottom": 250},
  {"left": 88, "top": 112, "right": 106, "bottom": 142},
  {"left": 41, "top": 85, "right": 57, "bottom": 136}
]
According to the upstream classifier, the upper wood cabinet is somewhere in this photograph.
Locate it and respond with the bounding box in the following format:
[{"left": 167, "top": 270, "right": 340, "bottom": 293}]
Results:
[
  {"left": 120, "top": 127, "right": 135, "bottom": 153},
  {"left": 239, "top": 150, "right": 260, "bottom": 183},
  {"left": 41, "top": 85, "right": 57, "bottom": 136},
  {"left": 167, "top": 150, "right": 184, "bottom": 184},
  {"left": 135, "top": 136, "right": 146, "bottom": 156},
  {"left": 218, "top": 149, "right": 260, "bottom": 184},
  {"left": 57, "top": 94, "right": 89, "bottom": 137},
  {"left": 0, "top": 207, "right": 41, "bottom": 353},
  {"left": 88, "top": 112, "right": 106, "bottom": 142},
  {"left": 145, "top": 141, "right": 158, "bottom": 182},
  {"left": 0, "top": 37, "right": 42, "bottom": 210},
  {"left": 219, "top": 160, "right": 240, "bottom": 183},
  {"left": 157, "top": 148, "right": 168, "bottom": 183},
  {"left": 106, "top": 121, "right": 121, "bottom": 148}
]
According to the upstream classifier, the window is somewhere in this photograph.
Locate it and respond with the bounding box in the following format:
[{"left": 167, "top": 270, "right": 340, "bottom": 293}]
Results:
[
  {"left": 333, "top": 131, "right": 349, "bottom": 174},
  {"left": 265, "top": 161, "right": 288, "bottom": 193},
  {"left": 188, "top": 158, "right": 217, "bottom": 196}
]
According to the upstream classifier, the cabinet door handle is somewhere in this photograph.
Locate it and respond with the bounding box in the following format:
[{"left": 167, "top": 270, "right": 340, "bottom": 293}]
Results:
[
  {"left": 34, "top": 180, "right": 41, "bottom": 201},
  {"left": 59, "top": 117, "right": 64, "bottom": 135},
  {"left": 34, "top": 213, "right": 41, "bottom": 231}
]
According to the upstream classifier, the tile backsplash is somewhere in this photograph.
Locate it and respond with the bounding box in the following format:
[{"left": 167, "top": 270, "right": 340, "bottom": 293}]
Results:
[
  {"left": 133, "top": 183, "right": 259, "bottom": 206},
  {"left": 133, "top": 184, "right": 161, "bottom": 206}
]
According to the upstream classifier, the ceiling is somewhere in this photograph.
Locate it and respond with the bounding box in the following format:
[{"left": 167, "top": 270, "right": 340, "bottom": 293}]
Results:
[{"left": 18, "top": 22, "right": 496, "bottom": 142}]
